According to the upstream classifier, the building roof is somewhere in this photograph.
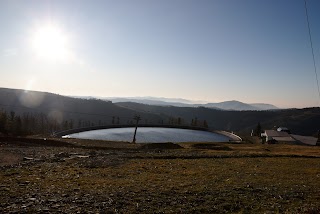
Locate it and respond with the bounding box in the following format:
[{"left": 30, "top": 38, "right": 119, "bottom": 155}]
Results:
[
  {"left": 272, "top": 137, "right": 296, "bottom": 142},
  {"left": 262, "top": 130, "right": 296, "bottom": 142},
  {"left": 264, "top": 130, "right": 291, "bottom": 137},
  {"left": 291, "top": 134, "right": 318, "bottom": 146}
]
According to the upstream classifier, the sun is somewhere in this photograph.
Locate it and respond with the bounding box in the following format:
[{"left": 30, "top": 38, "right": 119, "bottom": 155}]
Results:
[{"left": 32, "top": 24, "right": 70, "bottom": 61}]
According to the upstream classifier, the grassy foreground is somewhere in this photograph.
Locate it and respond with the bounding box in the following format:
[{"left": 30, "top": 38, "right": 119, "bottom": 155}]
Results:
[{"left": 0, "top": 138, "right": 320, "bottom": 213}]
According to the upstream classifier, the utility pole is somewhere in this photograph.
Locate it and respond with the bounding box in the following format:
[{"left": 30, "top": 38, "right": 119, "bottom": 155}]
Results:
[{"left": 132, "top": 114, "right": 141, "bottom": 143}]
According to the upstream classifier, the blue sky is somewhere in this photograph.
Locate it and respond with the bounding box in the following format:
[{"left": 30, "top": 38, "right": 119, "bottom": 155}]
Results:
[{"left": 0, "top": 0, "right": 320, "bottom": 108}]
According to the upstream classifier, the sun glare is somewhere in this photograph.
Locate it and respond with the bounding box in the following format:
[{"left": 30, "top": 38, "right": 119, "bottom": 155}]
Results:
[{"left": 32, "top": 24, "right": 70, "bottom": 61}]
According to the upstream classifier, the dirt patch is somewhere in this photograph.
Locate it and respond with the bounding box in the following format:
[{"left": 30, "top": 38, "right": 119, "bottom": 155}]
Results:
[
  {"left": 192, "top": 143, "right": 233, "bottom": 151},
  {"left": 139, "top": 143, "right": 183, "bottom": 150},
  {"left": 0, "top": 137, "right": 75, "bottom": 147},
  {"left": 0, "top": 150, "right": 22, "bottom": 166}
]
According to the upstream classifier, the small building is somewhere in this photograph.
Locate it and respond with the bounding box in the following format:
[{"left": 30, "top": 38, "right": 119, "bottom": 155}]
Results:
[{"left": 261, "top": 130, "right": 296, "bottom": 143}]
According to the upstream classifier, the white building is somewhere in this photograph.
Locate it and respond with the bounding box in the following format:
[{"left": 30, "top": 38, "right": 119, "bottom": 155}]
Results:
[{"left": 261, "top": 130, "right": 296, "bottom": 143}]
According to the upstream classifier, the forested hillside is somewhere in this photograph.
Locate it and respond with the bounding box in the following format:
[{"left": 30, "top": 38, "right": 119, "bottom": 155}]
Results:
[
  {"left": 0, "top": 88, "right": 319, "bottom": 136},
  {"left": 117, "top": 102, "right": 320, "bottom": 136},
  {"left": 0, "top": 88, "right": 165, "bottom": 135}
]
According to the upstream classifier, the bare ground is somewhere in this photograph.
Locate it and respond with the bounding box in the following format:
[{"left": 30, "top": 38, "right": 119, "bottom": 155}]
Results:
[{"left": 1, "top": 137, "right": 320, "bottom": 213}]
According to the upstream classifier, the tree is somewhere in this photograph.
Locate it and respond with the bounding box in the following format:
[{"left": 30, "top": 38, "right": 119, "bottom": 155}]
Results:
[
  {"left": 203, "top": 120, "right": 208, "bottom": 128},
  {"left": 254, "top": 122, "right": 262, "bottom": 137},
  {"left": 69, "top": 119, "right": 74, "bottom": 129},
  {"left": 22, "top": 113, "right": 30, "bottom": 134},
  {"left": 0, "top": 111, "right": 7, "bottom": 134},
  {"left": 10, "top": 111, "right": 15, "bottom": 121},
  {"left": 63, "top": 121, "right": 68, "bottom": 130},
  {"left": 169, "top": 117, "right": 174, "bottom": 125},
  {"left": 13, "top": 116, "right": 22, "bottom": 136}
]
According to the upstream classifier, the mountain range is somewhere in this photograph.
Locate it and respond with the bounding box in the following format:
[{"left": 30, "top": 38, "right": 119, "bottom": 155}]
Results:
[
  {"left": 78, "top": 96, "right": 279, "bottom": 111},
  {"left": 0, "top": 87, "right": 319, "bottom": 136}
]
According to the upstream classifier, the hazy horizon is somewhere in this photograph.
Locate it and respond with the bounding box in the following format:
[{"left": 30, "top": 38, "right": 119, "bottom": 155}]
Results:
[
  {"left": 1, "top": 0, "right": 320, "bottom": 109},
  {"left": 0, "top": 86, "right": 296, "bottom": 109}
]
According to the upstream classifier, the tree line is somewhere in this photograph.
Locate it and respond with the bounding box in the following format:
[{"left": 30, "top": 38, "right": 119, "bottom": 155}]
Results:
[
  {"left": 0, "top": 109, "right": 210, "bottom": 137},
  {"left": 0, "top": 110, "right": 61, "bottom": 136}
]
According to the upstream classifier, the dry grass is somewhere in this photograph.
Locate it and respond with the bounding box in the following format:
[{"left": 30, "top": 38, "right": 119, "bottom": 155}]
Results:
[{"left": 1, "top": 139, "right": 320, "bottom": 213}]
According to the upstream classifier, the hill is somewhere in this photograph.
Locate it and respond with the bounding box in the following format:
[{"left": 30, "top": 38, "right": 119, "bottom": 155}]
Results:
[
  {"left": 0, "top": 88, "right": 165, "bottom": 134},
  {"left": 0, "top": 87, "right": 318, "bottom": 136},
  {"left": 251, "top": 103, "right": 279, "bottom": 110},
  {"left": 77, "top": 96, "right": 279, "bottom": 111},
  {"left": 202, "top": 100, "right": 260, "bottom": 111},
  {"left": 116, "top": 102, "right": 320, "bottom": 136}
]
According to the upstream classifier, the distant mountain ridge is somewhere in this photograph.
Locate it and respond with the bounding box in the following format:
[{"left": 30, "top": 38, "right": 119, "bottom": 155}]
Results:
[
  {"left": 91, "top": 97, "right": 279, "bottom": 111},
  {"left": 250, "top": 103, "right": 279, "bottom": 110},
  {"left": 201, "top": 101, "right": 279, "bottom": 111},
  {"left": 105, "top": 98, "right": 194, "bottom": 108}
]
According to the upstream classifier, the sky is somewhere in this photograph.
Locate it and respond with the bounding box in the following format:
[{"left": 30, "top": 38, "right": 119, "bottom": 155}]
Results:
[{"left": 0, "top": 0, "right": 320, "bottom": 108}]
